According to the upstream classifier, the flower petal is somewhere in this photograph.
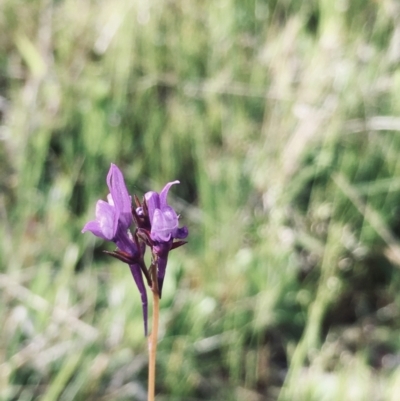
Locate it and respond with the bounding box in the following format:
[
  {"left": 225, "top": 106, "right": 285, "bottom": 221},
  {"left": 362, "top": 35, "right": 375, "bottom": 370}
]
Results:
[
  {"left": 107, "top": 193, "right": 114, "bottom": 206},
  {"left": 172, "top": 225, "right": 189, "bottom": 239},
  {"left": 107, "top": 164, "right": 132, "bottom": 229},
  {"left": 82, "top": 220, "right": 108, "bottom": 239},
  {"left": 151, "top": 207, "right": 178, "bottom": 242},
  {"left": 95, "top": 200, "right": 117, "bottom": 240},
  {"left": 144, "top": 191, "right": 160, "bottom": 226},
  {"left": 159, "top": 180, "right": 179, "bottom": 208}
]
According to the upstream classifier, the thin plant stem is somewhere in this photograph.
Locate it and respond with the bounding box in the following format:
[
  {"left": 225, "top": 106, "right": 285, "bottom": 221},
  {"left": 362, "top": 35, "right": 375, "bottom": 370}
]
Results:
[{"left": 148, "top": 260, "right": 160, "bottom": 401}]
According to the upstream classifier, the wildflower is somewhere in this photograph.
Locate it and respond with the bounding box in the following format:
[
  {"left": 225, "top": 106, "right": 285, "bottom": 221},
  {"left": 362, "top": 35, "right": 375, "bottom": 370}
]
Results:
[
  {"left": 82, "top": 164, "right": 149, "bottom": 334},
  {"left": 143, "top": 181, "right": 188, "bottom": 296}
]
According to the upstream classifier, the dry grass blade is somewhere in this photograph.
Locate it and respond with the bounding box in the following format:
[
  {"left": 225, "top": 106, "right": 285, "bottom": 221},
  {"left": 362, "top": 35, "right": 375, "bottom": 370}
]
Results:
[
  {"left": 333, "top": 173, "right": 400, "bottom": 266},
  {"left": 0, "top": 274, "right": 98, "bottom": 341}
]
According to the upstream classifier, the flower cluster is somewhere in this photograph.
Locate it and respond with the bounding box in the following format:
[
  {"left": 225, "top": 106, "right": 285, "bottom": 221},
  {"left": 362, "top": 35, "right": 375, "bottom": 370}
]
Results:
[{"left": 82, "top": 164, "right": 188, "bottom": 335}]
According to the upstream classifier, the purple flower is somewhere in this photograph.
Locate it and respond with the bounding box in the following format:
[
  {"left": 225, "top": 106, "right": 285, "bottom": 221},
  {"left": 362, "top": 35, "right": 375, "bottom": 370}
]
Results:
[
  {"left": 145, "top": 181, "right": 188, "bottom": 296},
  {"left": 82, "top": 165, "right": 189, "bottom": 334},
  {"left": 82, "top": 164, "right": 149, "bottom": 335},
  {"left": 82, "top": 164, "right": 132, "bottom": 241}
]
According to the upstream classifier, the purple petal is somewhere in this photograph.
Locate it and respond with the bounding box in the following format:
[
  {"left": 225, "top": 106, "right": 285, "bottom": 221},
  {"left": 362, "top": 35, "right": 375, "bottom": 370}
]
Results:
[
  {"left": 144, "top": 191, "right": 160, "bottom": 226},
  {"left": 82, "top": 200, "right": 117, "bottom": 240},
  {"left": 172, "top": 225, "right": 189, "bottom": 239},
  {"left": 159, "top": 180, "right": 179, "bottom": 208},
  {"left": 107, "top": 164, "right": 132, "bottom": 229},
  {"left": 129, "top": 264, "right": 148, "bottom": 336},
  {"left": 82, "top": 220, "right": 109, "bottom": 240},
  {"left": 151, "top": 207, "right": 178, "bottom": 242},
  {"left": 96, "top": 200, "right": 117, "bottom": 240},
  {"left": 106, "top": 193, "right": 114, "bottom": 206}
]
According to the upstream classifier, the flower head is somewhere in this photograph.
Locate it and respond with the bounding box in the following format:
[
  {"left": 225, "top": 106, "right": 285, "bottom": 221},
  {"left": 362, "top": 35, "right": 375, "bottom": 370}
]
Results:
[
  {"left": 145, "top": 181, "right": 188, "bottom": 243},
  {"left": 144, "top": 181, "right": 188, "bottom": 296},
  {"left": 81, "top": 164, "right": 189, "bottom": 335},
  {"left": 82, "top": 163, "right": 149, "bottom": 335},
  {"left": 82, "top": 164, "right": 132, "bottom": 242}
]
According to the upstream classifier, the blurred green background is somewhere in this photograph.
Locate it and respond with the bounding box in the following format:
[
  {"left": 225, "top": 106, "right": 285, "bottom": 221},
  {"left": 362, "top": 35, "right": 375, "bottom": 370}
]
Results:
[{"left": 2, "top": 0, "right": 400, "bottom": 400}]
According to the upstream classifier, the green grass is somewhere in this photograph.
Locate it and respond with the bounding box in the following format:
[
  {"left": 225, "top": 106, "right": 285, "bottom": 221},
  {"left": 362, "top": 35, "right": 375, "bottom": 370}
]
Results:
[{"left": 1, "top": 0, "right": 400, "bottom": 400}]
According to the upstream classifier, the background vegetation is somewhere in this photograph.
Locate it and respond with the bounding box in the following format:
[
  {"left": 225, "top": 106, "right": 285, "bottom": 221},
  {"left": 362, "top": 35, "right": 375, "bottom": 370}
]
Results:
[{"left": 2, "top": 0, "right": 400, "bottom": 400}]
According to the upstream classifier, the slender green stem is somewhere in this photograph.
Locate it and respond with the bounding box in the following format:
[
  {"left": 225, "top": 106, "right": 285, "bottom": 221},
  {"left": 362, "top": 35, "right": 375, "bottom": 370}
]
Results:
[{"left": 148, "top": 260, "right": 159, "bottom": 401}]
